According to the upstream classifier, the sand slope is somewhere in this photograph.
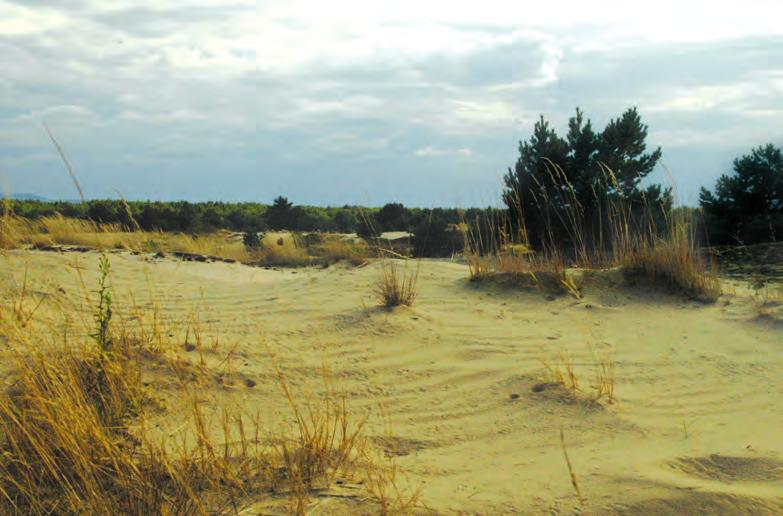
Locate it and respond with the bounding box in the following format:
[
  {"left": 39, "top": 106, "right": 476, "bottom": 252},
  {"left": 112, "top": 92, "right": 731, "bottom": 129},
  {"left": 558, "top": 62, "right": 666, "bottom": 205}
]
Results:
[{"left": 2, "top": 250, "right": 782, "bottom": 514}]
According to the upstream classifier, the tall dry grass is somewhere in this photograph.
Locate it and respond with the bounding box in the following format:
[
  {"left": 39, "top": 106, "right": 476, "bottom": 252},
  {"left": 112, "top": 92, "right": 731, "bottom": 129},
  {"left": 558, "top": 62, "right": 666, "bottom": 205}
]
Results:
[
  {"left": 312, "top": 235, "right": 369, "bottom": 266},
  {"left": 0, "top": 255, "right": 413, "bottom": 514},
  {"left": 374, "top": 257, "right": 419, "bottom": 308},
  {"left": 465, "top": 162, "right": 721, "bottom": 300},
  {"left": 0, "top": 213, "right": 371, "bottom": 268}
]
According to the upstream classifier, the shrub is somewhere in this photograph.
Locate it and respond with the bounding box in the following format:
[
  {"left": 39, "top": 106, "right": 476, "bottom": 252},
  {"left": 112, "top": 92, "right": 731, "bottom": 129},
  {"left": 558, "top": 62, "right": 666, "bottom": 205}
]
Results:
[
  {"left": 243, "top": 229, "right": 262, "bottom": 249},
  {"left": 412, "top": 216, "right": 463, "bottom": 257},
  {"left": 357, "top": 213, "right": 381, "bottom": 240}
]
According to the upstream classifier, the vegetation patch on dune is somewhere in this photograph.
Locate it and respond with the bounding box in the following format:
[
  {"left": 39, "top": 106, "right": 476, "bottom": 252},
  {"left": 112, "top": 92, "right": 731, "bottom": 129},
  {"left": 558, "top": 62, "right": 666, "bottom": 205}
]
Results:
[{"left": 0, "top": 256, "right": 418, "bottom": 514}]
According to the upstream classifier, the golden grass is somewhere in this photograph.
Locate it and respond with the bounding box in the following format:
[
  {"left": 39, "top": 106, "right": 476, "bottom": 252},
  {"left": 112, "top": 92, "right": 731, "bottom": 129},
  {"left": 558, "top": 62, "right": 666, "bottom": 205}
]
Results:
[
  {"left": 622, "top": 222, "right": 721, "bottom": 301},
  {"left": 313, "top": 236, "right": 369, "bottom": 266},
  {"left": 592, "top": 357, "right": 616, "bottom": 405},
  {"left": 0, "top": 255, "right": 413, "bottom": 514},
  {"left": 541, "top": 353, "right": 616, "bottom": 405},
  {"left": 465, "top": 164, "right": 721, "bottom": 301},
  {"left": 542, "top": 353, "right": 580, "bottom": 399},
  {"left": 560, "top": 428, "right": 585, "bottom": 510},
  {"left": 255, "top": 232, "right": 311, "bottom": 267},
  {"left": 375, "top": 259, "right": 419, "bottom": 308},
  {"left": 0, "top": 215, "right": 371, "bottom": 268}
]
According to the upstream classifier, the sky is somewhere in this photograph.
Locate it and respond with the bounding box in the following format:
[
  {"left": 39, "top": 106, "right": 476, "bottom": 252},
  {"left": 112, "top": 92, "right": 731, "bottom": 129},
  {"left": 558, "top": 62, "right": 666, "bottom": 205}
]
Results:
[{"left": 1, "top": 1, "right": 781, "bottom": 207}]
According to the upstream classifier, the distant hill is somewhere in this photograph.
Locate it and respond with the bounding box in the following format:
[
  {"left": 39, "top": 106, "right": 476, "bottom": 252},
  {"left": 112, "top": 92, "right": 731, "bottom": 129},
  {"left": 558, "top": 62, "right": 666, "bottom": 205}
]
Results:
[{"left": 8, "top": 193, "right": 50, "bottom": 201}]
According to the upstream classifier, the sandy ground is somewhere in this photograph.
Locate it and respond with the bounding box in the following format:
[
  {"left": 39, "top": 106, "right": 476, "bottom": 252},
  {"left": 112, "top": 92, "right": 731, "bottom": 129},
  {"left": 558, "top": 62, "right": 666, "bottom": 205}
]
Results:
[{"left": 2, "top": 249, "right": 782, "bottom": 514}]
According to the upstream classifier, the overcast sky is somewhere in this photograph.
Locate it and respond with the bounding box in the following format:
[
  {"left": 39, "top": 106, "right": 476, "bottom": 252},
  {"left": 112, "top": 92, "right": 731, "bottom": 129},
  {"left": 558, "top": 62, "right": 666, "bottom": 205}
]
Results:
[{"left": 1, "top": 1, "right": 781, "bottom": 206}]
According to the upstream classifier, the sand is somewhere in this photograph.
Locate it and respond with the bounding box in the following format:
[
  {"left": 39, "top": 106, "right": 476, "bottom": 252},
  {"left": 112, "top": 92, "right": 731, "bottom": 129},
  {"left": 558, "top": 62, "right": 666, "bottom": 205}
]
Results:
[{"left": 2, "top": 249, "right": 782, "bottom": 514}]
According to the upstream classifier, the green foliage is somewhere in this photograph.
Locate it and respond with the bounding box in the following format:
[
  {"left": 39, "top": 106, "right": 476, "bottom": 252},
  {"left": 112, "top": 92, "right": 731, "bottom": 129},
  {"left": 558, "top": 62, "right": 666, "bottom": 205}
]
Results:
[
  {"left": 376, "top": 203, "right": 410, "bottom": 231},
  {"left": 243, "top": 230, "right": 262, "bottom": 249},
  {"left": 4, "top": 198, "right": 501, "bottom": 257},
  {"left": 700, "top": 143, "right": 783, "bottom": 245},
  {"left": 333, "top": 209, "right": 359, "bottom": 233},
  {"left": 264, "top": 196, "right": 294, "bottom": 230},
  {"left": 411, "top": 209, "right": 464, "bottom": 257},
  {"left": 504, "top": 107, "right": 670, "bottom": 252},
  {"left": 356, "top": 213, "right": 382, "bottom": 240}
]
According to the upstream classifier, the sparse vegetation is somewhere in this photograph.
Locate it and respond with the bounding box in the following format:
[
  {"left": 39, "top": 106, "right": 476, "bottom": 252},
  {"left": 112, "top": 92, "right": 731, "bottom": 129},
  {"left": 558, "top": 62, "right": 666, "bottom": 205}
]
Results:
[
  {"left": 622, "top": 218, "right": 722, "bottom": 301},
  {"left": 0, "top": 255, "right": 418, "bottom": 514},
  {"left": 375, "top": 259, "right": 419, "bottom": 308},
  {"left": 541, "top": 352, "right": 616, "bottom": 405},
  {"left": 466, "top": 159, "right": 721, "bottom": 300},
  {"left": 560, "top": 428, "right": 586, "bottom": 510},
  {"left": 459, "top": 107, "right": 723, "bottom": 300},
  {"left": 0, "top": 214, "right": 377, "bottom": 268}
]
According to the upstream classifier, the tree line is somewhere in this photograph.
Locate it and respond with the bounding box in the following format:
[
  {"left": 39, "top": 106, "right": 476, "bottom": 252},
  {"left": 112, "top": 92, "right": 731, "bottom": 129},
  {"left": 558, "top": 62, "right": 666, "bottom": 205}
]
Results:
[
  {"left": 5, "top": 197, "right": 493, "bottom": 257},
  {"left": 6, "top": 106, "right": 780, "bottom": 253}
]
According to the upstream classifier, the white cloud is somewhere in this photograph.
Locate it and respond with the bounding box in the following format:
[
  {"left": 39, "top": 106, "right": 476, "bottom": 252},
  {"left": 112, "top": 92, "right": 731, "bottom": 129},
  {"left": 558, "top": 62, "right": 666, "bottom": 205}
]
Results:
[
  {"left": 414, "top": 147, "right": 475, "bottom": 158},
  {"left": 0, "top": 2, "right": 69, "bottom": 35},
  {"left": 0, "top": 0, "right": 782, "bottom": 204},
  {"left": 413, "top": 146, "right": 444, "bottom": 157}
]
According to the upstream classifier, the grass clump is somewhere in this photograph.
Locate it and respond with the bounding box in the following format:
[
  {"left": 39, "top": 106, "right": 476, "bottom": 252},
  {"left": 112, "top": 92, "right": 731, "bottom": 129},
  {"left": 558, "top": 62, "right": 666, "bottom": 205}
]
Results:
[
  {"left": 0, "top": 345, "right": 150, "bottom": 514},
  {"left": 540, "top": 353, "right": 616, "bottom": 405},
  {"left": 622, "top": 229, "right": 721, "bottom": 301},
  {"left": 375, "top": 259, "right": 419, "bottom": 308}
]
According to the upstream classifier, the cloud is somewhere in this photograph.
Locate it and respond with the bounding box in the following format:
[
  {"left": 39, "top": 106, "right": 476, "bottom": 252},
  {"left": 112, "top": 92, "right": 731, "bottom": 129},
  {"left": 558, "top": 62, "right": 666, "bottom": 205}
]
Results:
[
  {"left": 414, "top": 147, "right": 475, "bottom": 158},
  {"left": 0, "top": 1, "right": 781, "bottom": 204},
  {"left": 414, "top": 147, "right": 444, "bottom": 157}
]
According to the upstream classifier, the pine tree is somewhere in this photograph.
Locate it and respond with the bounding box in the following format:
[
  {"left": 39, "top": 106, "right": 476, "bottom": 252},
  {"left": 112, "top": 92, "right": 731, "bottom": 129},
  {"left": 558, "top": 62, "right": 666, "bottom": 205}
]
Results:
[
  {"left": 503, "top": 115, "right": 569, "bottom": 245},
  {"left": 503, "top": 107, "right": 667, "bottom": 250},
  {"left": 700, "top": 144, "right": 783, "bottom": 244},
  {"left": 595, "top": 108, "right": 662, "bottom": 197}
]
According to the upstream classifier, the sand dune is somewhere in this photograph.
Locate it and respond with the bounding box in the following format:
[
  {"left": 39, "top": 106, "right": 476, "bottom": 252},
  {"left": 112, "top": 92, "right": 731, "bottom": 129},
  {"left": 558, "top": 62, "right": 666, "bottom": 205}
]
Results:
[{"left": 2, "top": 249, "right": 782, "bottom": 514}]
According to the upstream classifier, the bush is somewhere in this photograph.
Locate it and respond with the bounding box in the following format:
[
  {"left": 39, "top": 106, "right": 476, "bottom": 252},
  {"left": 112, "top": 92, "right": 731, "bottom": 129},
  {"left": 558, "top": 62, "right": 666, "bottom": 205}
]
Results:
[
  {"left": 412, "top": 217, "right": 463, "bottom": 257},
  {"left": 376, "top": 203, "right": 410, "bottom": 231},
  {"left": 357, "top": 213, "right": 381, "bottom": 240},
  {"left": 243, "top": 229, "right": 262, "bottom": 248}
]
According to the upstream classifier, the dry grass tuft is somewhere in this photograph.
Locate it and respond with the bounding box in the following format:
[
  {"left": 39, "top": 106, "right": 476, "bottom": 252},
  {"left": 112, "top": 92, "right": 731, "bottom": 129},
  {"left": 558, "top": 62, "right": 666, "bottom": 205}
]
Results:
[
  {"left": 541, "top": 353, "right": 616, "bottom": 405},
  {"left": 622, "top": 221, "right": 721, "bottom": 301},
  {"left": 592, "top": 357, "right": 616, "bottom": 405},
  {"left": 542, "top": 353, "right": 580, "bottom": 399},
  {"left": 375, "top": 259, "right": 419, "bottom": 308}
]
